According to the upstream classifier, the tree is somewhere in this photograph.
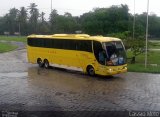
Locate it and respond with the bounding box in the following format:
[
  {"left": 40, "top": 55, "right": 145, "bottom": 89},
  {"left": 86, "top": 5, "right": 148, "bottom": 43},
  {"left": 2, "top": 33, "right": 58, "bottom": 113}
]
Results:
[
  {"left": 80, "top": 4, "right": 130, "bottom": 35},
  {"left": 63, "top": 12, "right": 80, "bottom": 33},
  {"left": 49, "top": 9, "right": 58, "bottom": 33},
  {"left": 81, "top": 12, "right": 100, "bottom": 34},
  {"left": 7, "top": 8, "right": 19, "bottom": 34},
  {"left": 0, "top": 14, "right": 10, "bottom": 34},
  {"left": 39, "top": 12, "right": 49, "bottom": 34},
  {"left": 18, "top": 7, "right": 28, "bottom": 35},
  {"left": 148, "top": 14, "right": 160, "bottom": 37},
  {"left": 28, "top": 3, "right": 39, "bottom": 34},
  {"left": 64, "top": 12, "right": 72, "bottom": 17},
  {"left": 49, "top": 10, "right": 79, "bottom": 33}
]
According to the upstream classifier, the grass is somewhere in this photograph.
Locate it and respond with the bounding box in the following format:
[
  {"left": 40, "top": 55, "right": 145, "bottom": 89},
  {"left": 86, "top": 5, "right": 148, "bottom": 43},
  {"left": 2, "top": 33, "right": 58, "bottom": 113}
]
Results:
[
  {"left": 127, "top": 51, "right": 160, "bottom": 64},
  {"left": 0, "top": 42, "right": 18, "bottom": 53},
  {"left": 0, "top": 35, "right": 26, "bottom": 53},
  {"left": 128, "top": 64, "right": 160, "bottom": 73},
  {"left": 149, "top": 40, "right": 160, "bottom": 49},
  {"left": 127, "top": 50, "right": 160, "bottom": 73},
  {"left": 0, "top": 35, "right": 27, "bottom": 43}
]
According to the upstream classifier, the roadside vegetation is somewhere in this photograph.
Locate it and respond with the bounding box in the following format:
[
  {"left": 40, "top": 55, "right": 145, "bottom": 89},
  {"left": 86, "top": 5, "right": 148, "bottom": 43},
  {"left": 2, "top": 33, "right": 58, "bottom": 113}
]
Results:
[
  {"left": 127, "top": 40, "right": 160, "bottom": 73},
  {"left": 149, "top": 40, "right": 160, "bottom": 49},
  {"left": 128, "top": 64, "right": 160, "bottom": 73},
  {"left": 0, "top": 36, "right": 27, "bottom": 43},
  {"left": 0, "top": 42, "right": 17, "bottom": 53},
  {"left": 0, "top": 36, "right": 26, "bottom": 53}
]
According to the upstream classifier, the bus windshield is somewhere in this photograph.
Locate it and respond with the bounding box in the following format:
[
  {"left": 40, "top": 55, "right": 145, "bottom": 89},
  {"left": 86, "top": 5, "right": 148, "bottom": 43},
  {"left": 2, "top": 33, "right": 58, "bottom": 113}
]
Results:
[{"left": 103, "top": 41, "right": 127, "bottom": 66}]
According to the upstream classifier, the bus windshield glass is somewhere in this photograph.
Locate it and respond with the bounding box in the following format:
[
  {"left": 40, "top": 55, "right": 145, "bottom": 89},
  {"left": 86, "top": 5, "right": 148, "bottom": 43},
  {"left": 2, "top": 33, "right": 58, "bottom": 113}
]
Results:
[{"left": 103, "top": 41, "right": 127, "bottom": 66}]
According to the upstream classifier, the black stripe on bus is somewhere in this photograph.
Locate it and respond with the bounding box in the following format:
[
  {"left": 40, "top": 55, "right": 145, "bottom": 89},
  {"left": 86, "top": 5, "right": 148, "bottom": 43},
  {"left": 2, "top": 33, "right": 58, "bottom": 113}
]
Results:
[{"left": 27, "top": 38, "right": 92, "bottom": 52}]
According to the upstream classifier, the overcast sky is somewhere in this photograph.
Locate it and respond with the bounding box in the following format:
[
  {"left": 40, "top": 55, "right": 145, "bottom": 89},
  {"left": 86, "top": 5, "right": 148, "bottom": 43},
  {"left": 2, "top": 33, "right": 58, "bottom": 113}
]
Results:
[{"left": 0, "top": 0, "right": 160, "bottom": 19}]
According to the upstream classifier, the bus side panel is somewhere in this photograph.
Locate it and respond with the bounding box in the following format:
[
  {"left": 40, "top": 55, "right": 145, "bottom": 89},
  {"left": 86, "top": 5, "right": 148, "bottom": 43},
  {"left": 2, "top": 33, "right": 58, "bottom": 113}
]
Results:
[
  {"left": 27, "top": 46, "right": 50, "bottom": 64},
  {"left": 52, "top": 49, "right": 80, "bottom": 67},
  {"left": 77, "top": 51, "right": 97, "bottom": 72},
  {"left": 27, "top": 46, "right": 36, "bottom": 64},
  {"left": 27, "top": 45, "right": 100, "bottom": 74},
  {"left": 27, "top": 46, "right": 81, "bottom": 67}
]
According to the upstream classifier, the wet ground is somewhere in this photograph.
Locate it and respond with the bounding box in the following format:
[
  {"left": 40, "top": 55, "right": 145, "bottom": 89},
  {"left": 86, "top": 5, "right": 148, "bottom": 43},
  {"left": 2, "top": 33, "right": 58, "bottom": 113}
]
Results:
[{"left": 0, "top": 49, "right": 160, "bottom": 114}]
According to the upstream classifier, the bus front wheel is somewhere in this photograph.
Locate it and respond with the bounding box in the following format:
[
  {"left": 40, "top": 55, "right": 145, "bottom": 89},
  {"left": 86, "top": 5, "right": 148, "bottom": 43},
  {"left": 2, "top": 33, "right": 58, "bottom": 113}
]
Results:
[
  {"left": 44, "top": 59, "right": 49, "bottom": 69},
  {"left": 37, "top": 58, "right": 44, "bottom": 68},
  {"left": 87, "top": 66, "right": 95, "bottom": 76}
]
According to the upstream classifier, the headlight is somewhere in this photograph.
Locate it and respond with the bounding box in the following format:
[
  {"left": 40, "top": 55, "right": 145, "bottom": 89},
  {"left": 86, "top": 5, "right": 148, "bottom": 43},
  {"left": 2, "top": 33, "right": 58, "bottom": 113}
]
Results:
[
  {"left": 109, "top": 69, "right": 112, "bottom": 71},
  {"left": 123, "top": 66, "right": 127, "bottom": 69}
]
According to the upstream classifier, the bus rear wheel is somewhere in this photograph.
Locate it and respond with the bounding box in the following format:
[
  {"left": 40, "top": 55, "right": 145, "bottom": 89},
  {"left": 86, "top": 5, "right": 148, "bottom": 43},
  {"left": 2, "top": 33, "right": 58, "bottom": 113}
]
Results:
[
  {"left": 87, "top": 66, "right": 95, "bottom": 76},
  {"left": 37, "top": 58, "right": 44, "bottom": 67},
  {"left": 44, "top": 59, "right": 49, "bottom": 69}
]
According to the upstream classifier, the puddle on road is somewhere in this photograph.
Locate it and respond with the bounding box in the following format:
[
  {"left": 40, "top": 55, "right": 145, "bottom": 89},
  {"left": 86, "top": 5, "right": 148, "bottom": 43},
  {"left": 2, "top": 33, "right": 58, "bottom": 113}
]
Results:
[{"left": 0, "top": 72, "right": 28, "bottom": 78}]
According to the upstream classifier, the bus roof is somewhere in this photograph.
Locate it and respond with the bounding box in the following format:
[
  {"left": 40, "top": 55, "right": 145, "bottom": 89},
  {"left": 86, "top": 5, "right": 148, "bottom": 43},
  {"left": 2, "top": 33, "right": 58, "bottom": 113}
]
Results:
[{"left": 27, "top": 34, "right": 121, "bottom": 42}]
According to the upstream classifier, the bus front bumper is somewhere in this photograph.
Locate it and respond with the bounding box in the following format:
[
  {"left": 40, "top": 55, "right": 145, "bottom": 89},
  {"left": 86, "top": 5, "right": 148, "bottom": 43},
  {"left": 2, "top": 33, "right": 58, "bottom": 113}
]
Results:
[{"left": 97, "top": 64, "right": 127, "bottom": 76}]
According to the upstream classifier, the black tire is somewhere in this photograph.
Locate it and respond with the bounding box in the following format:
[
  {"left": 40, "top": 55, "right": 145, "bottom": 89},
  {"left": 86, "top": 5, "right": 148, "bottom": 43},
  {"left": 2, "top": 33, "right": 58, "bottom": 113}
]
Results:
[
  {"left": 44, "top": 59, "right": 49, "bottom": 69},
  {"left": 37, "top": 58, "right": 44, "bottom": 67},
  {"left": 87, "top": 66, "right": 95, "bottom": 76}
]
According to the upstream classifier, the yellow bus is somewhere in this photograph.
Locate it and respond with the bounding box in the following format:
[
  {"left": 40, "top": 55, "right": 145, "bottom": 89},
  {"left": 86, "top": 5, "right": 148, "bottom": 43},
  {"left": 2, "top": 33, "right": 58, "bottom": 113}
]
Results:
[{"left": 27, "top": 34, "right": 127, "bottom": 76}]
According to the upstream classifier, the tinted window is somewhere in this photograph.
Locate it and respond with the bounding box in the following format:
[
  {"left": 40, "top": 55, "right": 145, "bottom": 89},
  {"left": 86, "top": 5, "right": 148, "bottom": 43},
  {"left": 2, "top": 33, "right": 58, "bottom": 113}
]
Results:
[
  {"left": 93, "top": 41, "right": 103, "bottom": 52},
  {"left": 52, "top": 39, "right": 76, "bottom": 50},
  {"left": 63, "top": 40, "right": 76, "bottom": 50},
  {"left": 77, "top": 40, "right": 92, "bottom": 52},
  {"left": 44, "top": 39, "right": 53, "bottom": 48},
  {"left": 93, "top": 41, "right": 103, "bottom": 62},
  {"left": 28, "top": 38, "right": 44, "bottom": 47},
  {"left": 28, "top": 38, "right": 92, "bottom": 52}
]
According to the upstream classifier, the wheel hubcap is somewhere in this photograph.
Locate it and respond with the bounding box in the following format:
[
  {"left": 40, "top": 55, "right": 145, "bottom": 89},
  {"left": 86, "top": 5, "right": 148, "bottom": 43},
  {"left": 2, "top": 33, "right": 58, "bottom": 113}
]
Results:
[
  {"left": 45, "top": 63, "right": 48, "bottom": 67},
  {"left": 89, "top": 68, "right": 94, "bottom": 75}
]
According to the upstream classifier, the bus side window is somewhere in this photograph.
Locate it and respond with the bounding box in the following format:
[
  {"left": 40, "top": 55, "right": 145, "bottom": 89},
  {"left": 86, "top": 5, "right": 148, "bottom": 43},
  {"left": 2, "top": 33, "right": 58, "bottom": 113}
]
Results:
[
  {"left": 69, "top": 40, "right": 77, "bottom": 50},
  {"left": 52, "top": 39, "right": 76, "bottom": 50},
  {"left": 77, "top": 40, "right": 92, "bottom": 52},
  {"left": 27, "top": 38, "right": 43, "bottom": 47},
  {"left": 43, "top": 39, "right": 53, "bottom": 48},
  {"left": 27, "top": 38, "right": 32, "bottom": 46},
  {"left": 62, "top": 39, "right": 76, "bottom": 50}
]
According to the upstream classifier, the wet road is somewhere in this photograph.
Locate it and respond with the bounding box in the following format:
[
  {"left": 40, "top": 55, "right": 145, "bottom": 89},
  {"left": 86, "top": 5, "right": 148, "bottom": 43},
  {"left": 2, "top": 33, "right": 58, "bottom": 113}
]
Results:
[{"left": 0, "top": 49, "right": 160, "bottom": 112}]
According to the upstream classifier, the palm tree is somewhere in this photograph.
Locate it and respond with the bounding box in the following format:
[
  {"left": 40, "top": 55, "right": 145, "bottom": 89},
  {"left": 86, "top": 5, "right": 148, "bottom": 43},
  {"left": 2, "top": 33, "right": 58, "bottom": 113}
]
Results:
[
  {"left": 28, "top": 3, "right": 39, "bottom": 33},
  {"left": 8, "top": 8, "right": 19, "bottom": 34},
  {"left": 18, "top": 7, "right": 28, "bottom": 35}
]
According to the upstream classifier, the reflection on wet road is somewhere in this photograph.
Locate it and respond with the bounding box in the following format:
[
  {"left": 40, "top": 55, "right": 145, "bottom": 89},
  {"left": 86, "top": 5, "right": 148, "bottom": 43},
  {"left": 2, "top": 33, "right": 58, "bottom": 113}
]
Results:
[{"left": 0, "top": 49, "right": 160, "bottom": 111}]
